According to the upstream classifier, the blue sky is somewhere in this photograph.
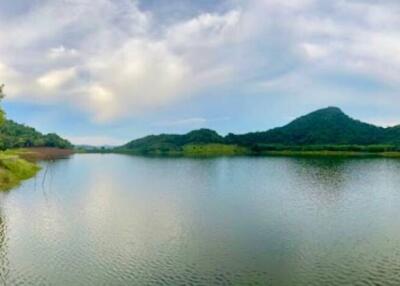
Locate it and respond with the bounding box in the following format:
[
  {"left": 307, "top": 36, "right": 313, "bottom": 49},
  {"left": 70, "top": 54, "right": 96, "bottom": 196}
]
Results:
[{"left": 1, "top": 0, "right": 400, "bottom": 145}]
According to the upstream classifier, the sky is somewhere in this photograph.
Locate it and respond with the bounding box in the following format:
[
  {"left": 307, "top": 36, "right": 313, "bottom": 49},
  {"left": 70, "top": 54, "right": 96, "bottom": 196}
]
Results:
[{"left": 1, "top": 0, "right": 400, "bottom": 145}]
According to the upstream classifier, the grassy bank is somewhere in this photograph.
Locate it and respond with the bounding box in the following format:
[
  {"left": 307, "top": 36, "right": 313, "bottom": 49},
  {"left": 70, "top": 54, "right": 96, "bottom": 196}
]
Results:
[
  {"left": 0, "top": 148, "right": 73, "bottom": 191},
  {"left": 115, "top": 144, "right": 248, "bottom": 157},
  {"left": 0, "top": 151, "right": 40, "bottom": 190},
  {"left": 182, "top": 144, "right": 249, "bottom": 156}
]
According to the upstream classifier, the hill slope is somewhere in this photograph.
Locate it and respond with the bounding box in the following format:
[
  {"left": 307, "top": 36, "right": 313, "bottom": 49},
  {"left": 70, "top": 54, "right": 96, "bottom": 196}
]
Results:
[
  {"left": 118, "top": 107, "right": 400, "bottom": 156},
  {"left": 226, "top": 107, "right": 386, "bottom": 146},
  {"left": 0, "top": 119, "right": 72, "bottom": 149},
  {"left": 384, "top": 125, "right": 400, "bottom": 145},
  {"left": 0, "top": 118, "right": 72, "bottom": 190},
  {"left": 120, "top": 129, "right": 226, "bottom": 155}
]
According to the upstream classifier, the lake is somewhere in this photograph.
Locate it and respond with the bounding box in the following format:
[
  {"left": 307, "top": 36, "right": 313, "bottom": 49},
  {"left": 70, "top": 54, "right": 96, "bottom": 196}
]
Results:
[{"left": 1, "top": 154, "right": 400, "bottom": 285}]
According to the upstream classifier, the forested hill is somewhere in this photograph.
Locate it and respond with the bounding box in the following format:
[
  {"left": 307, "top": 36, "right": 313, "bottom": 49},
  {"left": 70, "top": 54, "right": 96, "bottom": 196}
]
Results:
[
  {"left": 0, "top": 119, "right": 72, "bottom": 149},
  {"left": 119, "top": 129, "right": 225, "bottom": 155},
  {"left": 225, "top": 107, "right": 387, "bottom": 145},
  {"left": 118, "top": 107, "right": 400, "bottom": 155}
]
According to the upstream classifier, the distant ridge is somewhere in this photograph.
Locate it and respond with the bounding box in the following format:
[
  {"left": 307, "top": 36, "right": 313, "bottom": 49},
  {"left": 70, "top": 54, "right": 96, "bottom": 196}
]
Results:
[
  {"left": 117, "top": 107, "right": 400, "bottom": 155},
  {"left": 121, "top": 129, "right": 224, "bottom": 155}
]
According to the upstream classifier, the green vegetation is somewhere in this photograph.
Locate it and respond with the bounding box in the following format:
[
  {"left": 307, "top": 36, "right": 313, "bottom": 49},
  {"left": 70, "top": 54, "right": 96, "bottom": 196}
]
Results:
[
  {"left": 182, "top": 144, "right": 249, "bottom": 156},
  {"left": 225, "top": 107, "right": 386, "bottom": 146},
  {"left": 118, "top": 107, "right": 400, "bottom": 157},
  {"left": 0, "top": 150, "right": 40, "bottom": 190},
  {"left": 0, "top": 84, "right": 72, "bottom": 190},
  {"left": 116, "top": 129, "right": 225, "bottom": 155},
  {"left": 0, "top": 120, "right": 72, "bottom": 149}
]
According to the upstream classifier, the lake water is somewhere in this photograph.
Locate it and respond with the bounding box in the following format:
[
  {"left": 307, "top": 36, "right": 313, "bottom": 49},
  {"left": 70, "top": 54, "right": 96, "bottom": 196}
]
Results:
[{"left": 1, "top": 154, "right": 400, "bottom": 285}]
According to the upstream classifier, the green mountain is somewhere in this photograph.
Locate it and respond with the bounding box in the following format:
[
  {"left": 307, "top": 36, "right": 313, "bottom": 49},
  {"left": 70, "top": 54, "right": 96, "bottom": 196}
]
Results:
[
  {"left": 384, "top": 125, "right": 400, "bottom": 145},
  {"left": 120, "top": 129, "right": 224, "bottom": 155},
  {"left": 118, "top": 107, "right": 400, "bottom": 156},
  {"left": 226, "top": 107, "right": 386, "bottom": 146},
  {"left": 0, "top": 119, "right": 72, "bottom": 149}
]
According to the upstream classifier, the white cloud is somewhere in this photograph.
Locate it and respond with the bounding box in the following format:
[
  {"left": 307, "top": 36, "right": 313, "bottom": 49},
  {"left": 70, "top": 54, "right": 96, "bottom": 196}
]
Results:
[
  {"left": 48, "top": 46, "right": 79, "bottom": 60},
  {"left": 81, "top": 39, "right": 189, "bottom": 122},
  {"left": 0, "top": 0, "right": 242, "bottom": 122},
  {"left": 2, "top": 0, "right": 400, "bottom": 123},
  {"left": 301, "top": 43, "right": 328, "bottom": 60},
  {"left": 37, "top": 68, "right": 77, "bottom": 90},
  {"left": 0, "top": 61, "right": 22, "bottom": 96},
  {"left": 166, "top": 10, "right": 241, "bottom": 49}
]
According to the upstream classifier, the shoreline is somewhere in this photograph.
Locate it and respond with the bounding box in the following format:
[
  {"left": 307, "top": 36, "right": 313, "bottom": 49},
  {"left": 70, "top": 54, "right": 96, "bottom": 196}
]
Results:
[
  {"left": 0, "top": 148, "right": 74, "bottom": 191},
  {"left": 0, "top": 151, "right": 40, "bottom": 190},
  {"left": 257, "top": 150, "right": 400, "bottom": 158},
  {"left": 15, "top": 147, "right": 74, "bottom": 161},
  {"left": 111, "top": 148, "right": 400, "bottom": 159},
  {"left": 2, "top": 147, "right": 399, "bottom": 190},
  {"left": 108, "top": 142, "right": 400, "bottom": 158}
]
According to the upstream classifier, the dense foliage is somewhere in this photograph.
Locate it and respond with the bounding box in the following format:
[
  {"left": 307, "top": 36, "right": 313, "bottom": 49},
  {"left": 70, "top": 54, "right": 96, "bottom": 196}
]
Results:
[
  {"left": 119, "top": 129, "right": 224, "bottom": 155},
  {"left": 0, "top": 120, "right": 73, "bottom": 149},
  {"left": 119, "top": 107, "right": 400, "bottom": 155},
  {"left": 226, "top": 107, "right": 387, "bottom": 146}
]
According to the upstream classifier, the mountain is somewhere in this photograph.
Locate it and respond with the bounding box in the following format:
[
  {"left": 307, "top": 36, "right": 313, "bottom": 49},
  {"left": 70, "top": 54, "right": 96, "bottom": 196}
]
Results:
[
  {"left": 120, "top": 129, "right": 224, "bottom": 155},
  {"left": 118, "top": 107, "right": 400, "bottom": 155},
  {"left": 226, "top": 107, "right": 386, "bottom": 146},
  {"left": 0, "top": 119, "right": 72, "bottom": 149},
  {"left": 384, "top": 125, "right": 400, "bottom": 145}
]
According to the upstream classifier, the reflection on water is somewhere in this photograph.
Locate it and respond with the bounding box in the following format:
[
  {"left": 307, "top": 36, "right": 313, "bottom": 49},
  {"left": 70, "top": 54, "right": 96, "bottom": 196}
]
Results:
[
  {"left": 0, "top": 204, "right": 9, "bottom": 285},
  {"left": 0, "top": 154, "right": 400, "bottom": 285}
]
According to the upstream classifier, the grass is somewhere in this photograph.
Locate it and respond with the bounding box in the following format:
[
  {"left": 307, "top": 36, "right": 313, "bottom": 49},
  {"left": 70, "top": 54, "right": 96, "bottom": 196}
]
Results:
[
  {"left": 0, "top": 151, "right": 40, "bottom": 190},
  {"left": 116, "top": 144, "right": 250, "bottom": 157},
  {"left": 0, "top": 147, "right": 74, "bottom": 191},
  {"left": 116, "top": 143, "right": 400, "bottom": 158},
  {"left": 13, "top": 147, "right": 74, "bottom": 161},
  {"left": 182, "top": 144, "right": 249, "bottom": 156}
]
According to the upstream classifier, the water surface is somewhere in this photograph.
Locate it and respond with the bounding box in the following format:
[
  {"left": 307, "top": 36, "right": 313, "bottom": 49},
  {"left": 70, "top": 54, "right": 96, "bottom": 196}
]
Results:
[{"left": 1, "top": 154, "right": 400, "bottom": 285}]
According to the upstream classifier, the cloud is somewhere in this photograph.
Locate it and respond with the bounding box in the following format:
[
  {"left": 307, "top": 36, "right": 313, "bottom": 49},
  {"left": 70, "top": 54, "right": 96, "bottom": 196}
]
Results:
[
  {"left": 37, "top": 68, "right": 77, "bottom": 90},
  {"left": 48, "top": 46, "right": 79, "bottom": 60},
  {"left": 81, "top": 39, "right": 189, "bottom": 122},
  {"left": 284, "top": 0, "right": 400, "bottom": 83},
  {"left": 166, "top": 10, "right": 241, "bottom": 49},
  {"left": 301, "top": 43, "right": 329, "bottom": 60},
  {"left": 0, "top": 61, "right": 22, "bottom": 96},
  {"left": 0, "top": 0, "right": 243, "bottom": 122},
  {"left": 2, "top": 0, "right": 400, "bottom": 124}
]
